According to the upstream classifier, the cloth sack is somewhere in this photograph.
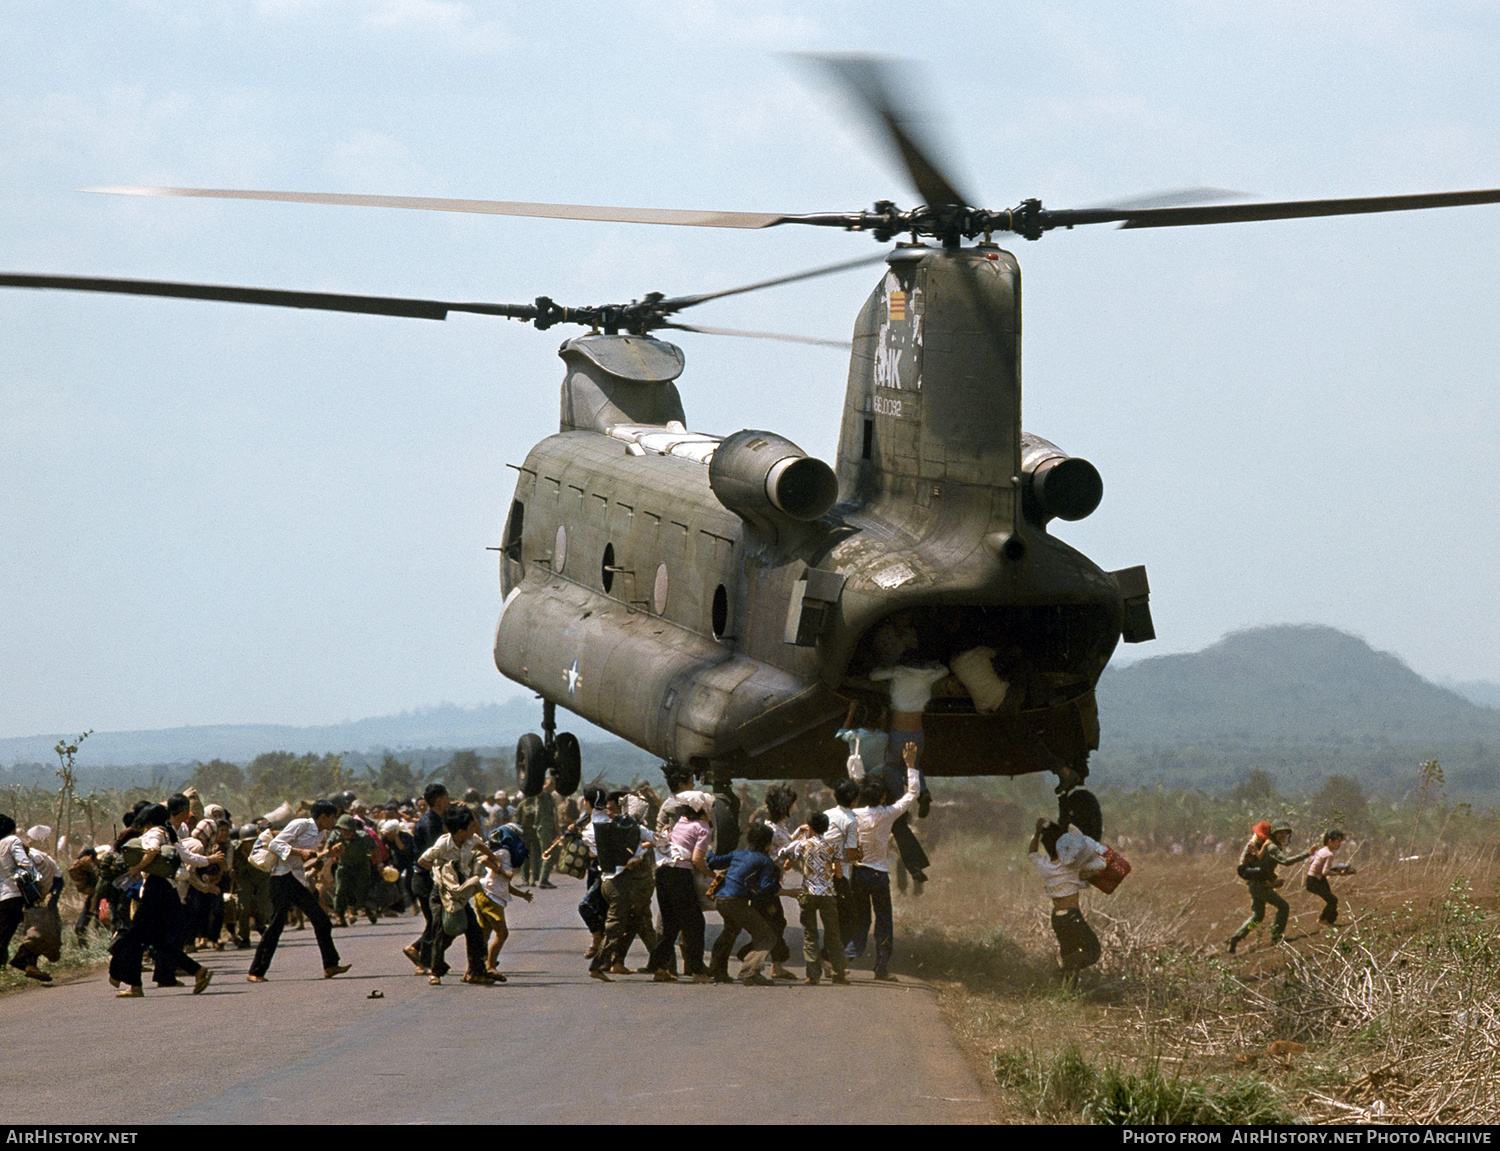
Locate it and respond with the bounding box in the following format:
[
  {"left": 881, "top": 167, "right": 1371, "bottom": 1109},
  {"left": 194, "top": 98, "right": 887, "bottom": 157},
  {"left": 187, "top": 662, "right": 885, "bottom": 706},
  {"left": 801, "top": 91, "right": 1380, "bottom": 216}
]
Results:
[
  {"left": 692, "top": 867, "right": 717, "bottom": 912},
  {"left": 846, "top": 734, "right": 866, "bottom": 782},
  {"left": 948, "top": 646, "right": 1008, "bottom": 712},
  {"left": 248, "top": 829, "right": 280, "bottom": 873},
  {"left": 120, "top": 838, "right": 179, "bottom": 881}
]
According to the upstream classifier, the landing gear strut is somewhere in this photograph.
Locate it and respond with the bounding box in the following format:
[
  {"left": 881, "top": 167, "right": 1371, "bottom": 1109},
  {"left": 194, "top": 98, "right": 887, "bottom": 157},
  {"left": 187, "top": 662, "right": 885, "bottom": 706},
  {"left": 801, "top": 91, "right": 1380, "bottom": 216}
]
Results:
[
  {"left": 710, "top": 760, "right": 740, "bottom": 854},
  {"left": 516, "top": 698, "right": 582, "bottom": 798}
]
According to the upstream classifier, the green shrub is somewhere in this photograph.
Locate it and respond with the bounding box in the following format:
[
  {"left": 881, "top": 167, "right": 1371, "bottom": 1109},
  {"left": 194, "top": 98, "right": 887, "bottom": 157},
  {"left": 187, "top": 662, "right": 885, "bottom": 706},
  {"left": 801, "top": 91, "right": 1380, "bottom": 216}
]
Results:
[
  {"left": 992, "top": 1045, "right": 1290, "bottom": 1125},
  {"left": 1087, "top": 1063, "right": 1290, "bottom": 1125}
]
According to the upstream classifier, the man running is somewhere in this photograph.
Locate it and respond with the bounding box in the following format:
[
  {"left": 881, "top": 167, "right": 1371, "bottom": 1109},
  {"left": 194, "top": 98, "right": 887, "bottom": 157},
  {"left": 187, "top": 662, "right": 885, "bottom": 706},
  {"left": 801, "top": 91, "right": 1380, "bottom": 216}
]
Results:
[
  {"left": 1227, "top": 822, "right": 1310, "bottom": 953},
  {"left": 247, "top": 800, "right": 350, "bottom": 983}
]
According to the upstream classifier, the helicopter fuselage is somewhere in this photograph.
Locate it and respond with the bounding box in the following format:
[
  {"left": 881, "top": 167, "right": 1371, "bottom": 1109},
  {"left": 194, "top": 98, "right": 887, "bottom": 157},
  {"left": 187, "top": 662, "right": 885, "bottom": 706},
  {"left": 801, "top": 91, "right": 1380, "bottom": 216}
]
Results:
[{"left": 494, "top": 244, "right": 1153, "bottom": 785}]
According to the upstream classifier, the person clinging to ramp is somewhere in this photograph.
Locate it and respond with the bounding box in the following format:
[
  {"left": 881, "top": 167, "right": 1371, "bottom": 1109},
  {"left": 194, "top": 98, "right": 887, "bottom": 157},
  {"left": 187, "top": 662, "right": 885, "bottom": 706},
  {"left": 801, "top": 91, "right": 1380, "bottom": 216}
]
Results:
[
  {"left": 1227, "top": 822, "right": 1310, "bottom": 953},
  {"left": 868, "top": 635, "right": 943, "bottom": 887},
  {"left": 1028, "top": 817, "right": 1103, "bottom": 980}
]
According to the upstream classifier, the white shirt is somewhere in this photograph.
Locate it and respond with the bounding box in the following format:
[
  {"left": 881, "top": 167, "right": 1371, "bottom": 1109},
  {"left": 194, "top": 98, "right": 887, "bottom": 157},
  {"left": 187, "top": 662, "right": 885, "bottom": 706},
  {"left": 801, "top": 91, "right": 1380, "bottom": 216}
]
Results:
[
  {"left": 853, "top": 768, "right": 920, "bottom": 873},
  {"left": 268, "top": 817, "right": 327, "bottom": 881},
  {"left": 1030, "top": 851, "right": 1089, "bottom": 899},
  {"left": 822, "top": 806, "right": 859, "bottom": 879},
  {"left": 870, "top": 664, "right": 948, "bottom": 711},
  {"left": 421, "top": 833, "right": 486, "bottom": 909},
  {"left": 419, "top": 832, "right": 482, "bottom": 878},
  {"left": 0, "top": 835, "right": 41, "bottom": 901},
  {"left": 479, "top": 847, "right": 514, "bottom": 907}
]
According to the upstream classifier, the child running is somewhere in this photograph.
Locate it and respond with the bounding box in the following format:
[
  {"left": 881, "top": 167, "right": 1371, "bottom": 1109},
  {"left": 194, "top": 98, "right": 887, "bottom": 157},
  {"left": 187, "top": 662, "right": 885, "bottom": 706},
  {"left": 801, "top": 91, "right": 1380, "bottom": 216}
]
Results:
[
  {"left": 1305, "top": 829, "right": 1355, "bottom": 928},
  {"left": 474, "top": 826, "right": 534, "bottom": 981}
]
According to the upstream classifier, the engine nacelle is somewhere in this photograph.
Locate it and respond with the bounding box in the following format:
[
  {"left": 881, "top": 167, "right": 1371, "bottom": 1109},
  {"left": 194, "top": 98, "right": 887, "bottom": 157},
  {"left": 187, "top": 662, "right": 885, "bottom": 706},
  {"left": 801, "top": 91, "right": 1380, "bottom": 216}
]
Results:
[
  {"left": 709, "top": 429, "right": 838, "bottom": 529},
  {"left": 1021, "top": 432, "right": 1104, "bottom": 524}
]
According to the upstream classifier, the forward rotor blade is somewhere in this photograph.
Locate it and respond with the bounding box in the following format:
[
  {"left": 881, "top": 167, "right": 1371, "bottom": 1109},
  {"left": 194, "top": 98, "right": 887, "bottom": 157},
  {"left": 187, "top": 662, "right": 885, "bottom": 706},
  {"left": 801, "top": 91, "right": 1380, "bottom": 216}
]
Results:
[
  {"left": 660, "top": 321, "right": 849, "bottom": 349},
  {"left": 0, "top": 272, "right": 540, "bottom": 321},
  {"left": 1082, "top": 186, "right": 1246, "bottom": 211},
  {"left": 88, "top": 186, "right": 788, "bottom": 230},
  {"left": 796, "top": 53, "right": 970, "bottom": 209},
  {"left": 1046, "top": 187, "right": 1500, "bottom": 231},
  {"left": 657, "top": 253, "right": 888, "bottom": 312}
]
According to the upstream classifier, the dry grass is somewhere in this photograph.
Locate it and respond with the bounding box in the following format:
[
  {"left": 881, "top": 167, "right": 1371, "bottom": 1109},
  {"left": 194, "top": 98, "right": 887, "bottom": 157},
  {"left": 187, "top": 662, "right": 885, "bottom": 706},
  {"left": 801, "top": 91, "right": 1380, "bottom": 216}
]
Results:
[{"left": 888, "top": 814, "right": 1500, "bottom": 1125}]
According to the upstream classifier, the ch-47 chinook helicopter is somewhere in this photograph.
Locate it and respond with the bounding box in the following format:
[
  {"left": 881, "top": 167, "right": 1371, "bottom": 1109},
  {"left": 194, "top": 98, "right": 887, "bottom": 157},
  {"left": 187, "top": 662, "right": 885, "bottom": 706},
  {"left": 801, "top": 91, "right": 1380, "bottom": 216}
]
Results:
[{"left": 7, "top": 56, "right": 1500, "bottom": 840}]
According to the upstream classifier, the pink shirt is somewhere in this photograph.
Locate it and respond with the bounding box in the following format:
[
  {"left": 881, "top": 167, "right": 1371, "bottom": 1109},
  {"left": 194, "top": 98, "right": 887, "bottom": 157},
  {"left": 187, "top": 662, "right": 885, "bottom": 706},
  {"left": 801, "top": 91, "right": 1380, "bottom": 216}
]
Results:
[
  {"left": 667, "top": 818, "right": 710, "bottom": 868},
  {"left": 1307, "top": 846, "right": 1336, "bottom": 878}
]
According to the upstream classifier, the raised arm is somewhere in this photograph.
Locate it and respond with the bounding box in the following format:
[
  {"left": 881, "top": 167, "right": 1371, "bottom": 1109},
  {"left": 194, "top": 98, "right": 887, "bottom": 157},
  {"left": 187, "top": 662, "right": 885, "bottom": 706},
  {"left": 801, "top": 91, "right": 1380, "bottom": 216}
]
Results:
[{"left": 888, "top": 754, "right": 922, "bottom": 818}]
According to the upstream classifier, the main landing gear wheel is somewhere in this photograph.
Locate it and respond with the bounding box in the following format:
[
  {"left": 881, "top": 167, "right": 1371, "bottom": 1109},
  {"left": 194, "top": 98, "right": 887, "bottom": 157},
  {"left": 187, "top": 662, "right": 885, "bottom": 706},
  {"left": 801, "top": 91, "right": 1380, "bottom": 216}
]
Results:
[
  {"left": 516, "top": 732, "right": 547, "bottom": 798},
  {"left": 553, "top": 731, "right": 582, "bottom": 796},
  {"left": 1059, "top": 788, "right": 1103, "bottom": 842}
]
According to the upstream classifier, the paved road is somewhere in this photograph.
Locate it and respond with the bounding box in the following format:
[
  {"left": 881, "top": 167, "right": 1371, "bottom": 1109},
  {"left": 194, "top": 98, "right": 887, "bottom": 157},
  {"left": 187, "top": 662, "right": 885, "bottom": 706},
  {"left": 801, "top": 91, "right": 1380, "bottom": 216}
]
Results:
[{"left": 0, "top": 877, "right": 992, "bottom": 1124}]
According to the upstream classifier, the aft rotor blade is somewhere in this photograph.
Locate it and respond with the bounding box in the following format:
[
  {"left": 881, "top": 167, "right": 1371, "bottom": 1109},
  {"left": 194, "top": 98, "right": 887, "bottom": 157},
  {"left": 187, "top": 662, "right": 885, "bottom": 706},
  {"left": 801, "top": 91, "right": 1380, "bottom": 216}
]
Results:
[
  {"left": 88, "top": 186, "right": 788, "bottom": 230},
  {"left": 796, "top": 53, "right": 971, "bottom": 209},
  {"left": 660, "top": 321, "right": 850, "bottom": 348},
  {"left": 658, "top": 253, "right": 888, "bottom": 312},
  {"left": 1046, "top": 187, "right": 1500, "bottom": 231},
  {"left": 0, "top": 272, "right": 542, "bottom": 321}
]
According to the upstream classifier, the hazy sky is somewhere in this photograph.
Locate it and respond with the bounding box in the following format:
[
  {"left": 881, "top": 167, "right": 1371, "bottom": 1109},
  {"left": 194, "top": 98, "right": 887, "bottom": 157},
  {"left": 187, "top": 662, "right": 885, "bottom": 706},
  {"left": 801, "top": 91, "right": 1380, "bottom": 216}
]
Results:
[{"left": 4, "top": 1, "right": 1500, "bottom": 738}]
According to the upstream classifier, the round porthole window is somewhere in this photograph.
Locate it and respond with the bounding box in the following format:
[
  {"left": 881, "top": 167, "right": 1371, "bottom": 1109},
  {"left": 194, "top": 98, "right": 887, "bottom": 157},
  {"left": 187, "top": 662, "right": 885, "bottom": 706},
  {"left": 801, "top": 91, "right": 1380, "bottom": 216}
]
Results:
[
  {"left": 554, "top": 524, "right": 568, "bottom": 573},
  {"left": 653, "top": 563, "right": 669, "bottom": 614}
]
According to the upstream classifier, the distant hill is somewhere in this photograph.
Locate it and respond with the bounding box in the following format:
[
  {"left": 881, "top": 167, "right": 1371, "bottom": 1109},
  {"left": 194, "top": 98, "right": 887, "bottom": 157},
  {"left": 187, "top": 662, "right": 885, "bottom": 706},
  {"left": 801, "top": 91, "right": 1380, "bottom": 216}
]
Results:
[
  {"left": 1436, "top": 677, "right": 1500, "bottom": 711},
  {"left": 1093, "top": 625, "right": 1500, "bottom": 800},
  {"left": 0, "top": 700, "right": 657, "bottom": 789},
  {"left": 0, "top": 700, "right": 545, "bottom": 767}
]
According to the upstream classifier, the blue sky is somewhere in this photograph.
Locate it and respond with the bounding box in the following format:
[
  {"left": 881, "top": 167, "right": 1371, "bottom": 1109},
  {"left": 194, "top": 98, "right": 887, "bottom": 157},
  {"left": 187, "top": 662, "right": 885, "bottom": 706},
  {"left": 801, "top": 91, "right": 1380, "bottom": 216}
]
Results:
[{"left": 4, "top": 1, "right": 1500, "bottom": 737}]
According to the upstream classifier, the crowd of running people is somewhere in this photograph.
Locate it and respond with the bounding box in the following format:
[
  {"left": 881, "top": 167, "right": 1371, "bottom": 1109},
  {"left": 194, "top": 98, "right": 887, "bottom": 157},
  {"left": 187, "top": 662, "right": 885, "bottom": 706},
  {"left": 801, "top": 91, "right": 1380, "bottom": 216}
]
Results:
[
  {"left": 0, "top": 740, "right": 940, "bottom": 993},
  {"left": 0, "top": 759, "right": 1364, "bottom": 996}
]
